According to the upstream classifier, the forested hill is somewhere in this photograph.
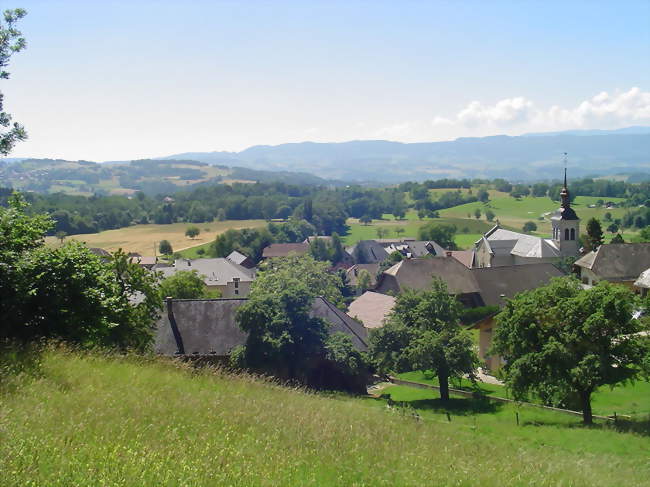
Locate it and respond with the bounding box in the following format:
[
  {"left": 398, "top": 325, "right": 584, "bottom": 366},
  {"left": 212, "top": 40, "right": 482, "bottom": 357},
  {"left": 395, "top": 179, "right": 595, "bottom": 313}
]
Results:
[
  {"left": 163, "top": 131, "right": 650, "bottom": 183},
  {"left": 0, "top": 158, "right": 343, "bottom": 196}
]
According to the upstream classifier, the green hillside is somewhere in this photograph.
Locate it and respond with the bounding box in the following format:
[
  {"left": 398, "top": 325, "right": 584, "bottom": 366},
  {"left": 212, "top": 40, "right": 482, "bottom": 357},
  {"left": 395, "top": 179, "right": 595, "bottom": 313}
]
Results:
[{"left": 2, "top": 349, "right": 647, "bottom": 486}]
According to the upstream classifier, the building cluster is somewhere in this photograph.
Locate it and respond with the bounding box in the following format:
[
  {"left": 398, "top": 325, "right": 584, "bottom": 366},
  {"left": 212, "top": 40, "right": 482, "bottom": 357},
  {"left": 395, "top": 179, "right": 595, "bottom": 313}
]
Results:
[{"left": 109, "top": 174, "right": 650, "bottom": 376}]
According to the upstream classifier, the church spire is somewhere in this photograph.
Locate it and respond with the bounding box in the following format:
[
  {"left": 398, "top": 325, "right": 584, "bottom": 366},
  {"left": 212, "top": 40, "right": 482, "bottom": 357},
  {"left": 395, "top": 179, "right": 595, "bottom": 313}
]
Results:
[{"left": 560, "top": 153, "right": 570, "bottom": 209}]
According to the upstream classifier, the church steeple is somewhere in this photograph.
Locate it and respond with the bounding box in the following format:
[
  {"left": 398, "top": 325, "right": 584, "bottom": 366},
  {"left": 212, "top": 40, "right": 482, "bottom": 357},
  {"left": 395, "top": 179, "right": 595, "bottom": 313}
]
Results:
[
  {"left": 550, "top": 154, "right": 580, "bottom": 257},
  {"left": 560, "top": 167, "right": 571, "bottom": 209}
]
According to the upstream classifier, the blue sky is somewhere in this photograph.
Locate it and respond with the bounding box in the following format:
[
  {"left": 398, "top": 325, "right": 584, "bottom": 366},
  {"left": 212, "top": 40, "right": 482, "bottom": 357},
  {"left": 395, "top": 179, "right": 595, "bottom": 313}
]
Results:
[{"left": 3, "top": 0, "right": 650, "bottom": 161}]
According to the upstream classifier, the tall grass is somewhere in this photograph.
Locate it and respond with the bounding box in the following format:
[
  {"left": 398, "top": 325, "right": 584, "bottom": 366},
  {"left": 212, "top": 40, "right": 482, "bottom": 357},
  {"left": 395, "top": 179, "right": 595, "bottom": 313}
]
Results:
[{"left": 1, "top": 349, "right": 647, "bottom": 486}]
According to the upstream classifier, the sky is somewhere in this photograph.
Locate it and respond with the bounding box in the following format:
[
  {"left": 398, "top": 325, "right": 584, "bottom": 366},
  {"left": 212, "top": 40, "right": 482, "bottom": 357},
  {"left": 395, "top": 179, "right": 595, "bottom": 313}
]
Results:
[{"left": 2, "top": 0, "right": 650, "bottom": 161}]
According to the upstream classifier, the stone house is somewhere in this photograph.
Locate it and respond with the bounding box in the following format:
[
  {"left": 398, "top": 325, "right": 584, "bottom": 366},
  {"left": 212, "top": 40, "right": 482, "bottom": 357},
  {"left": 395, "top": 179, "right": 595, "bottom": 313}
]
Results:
[
  {"left": 155, "top": 258, "right": 255, "bottom": 297},
  {"left": 574, "top": 243, "right": 650, "bottom": 288}
]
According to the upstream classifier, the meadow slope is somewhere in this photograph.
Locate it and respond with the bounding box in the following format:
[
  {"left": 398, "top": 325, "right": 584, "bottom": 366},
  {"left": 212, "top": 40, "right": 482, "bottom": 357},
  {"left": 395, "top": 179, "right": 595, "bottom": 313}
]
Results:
[{"left": 1, "top": 350, "right": 648, "bottom": 486}]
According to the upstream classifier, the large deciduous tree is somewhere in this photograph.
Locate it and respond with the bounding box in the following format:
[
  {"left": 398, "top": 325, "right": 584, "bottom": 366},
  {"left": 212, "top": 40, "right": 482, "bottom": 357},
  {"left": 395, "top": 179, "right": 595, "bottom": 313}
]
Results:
[
  {"left": 254, "top": 254, "right": 344, "bottom": 307},
  {"left": 159, "top": 270, "right": 207, "bottom": 299},
  {"left": 585, "top": 217, "right": 604, "bottom": 251},
  {"left": 492, "top": 277, "right": 649, "bottom": 424},
  {"left": 0, "top": 8, "right": 27, "bottom": 155},
  {"left": 417, "top": 223, "right": 457, "bottom": 250},
  {"left": 369, "top": 279, "right": 478, "bottom": 401}
]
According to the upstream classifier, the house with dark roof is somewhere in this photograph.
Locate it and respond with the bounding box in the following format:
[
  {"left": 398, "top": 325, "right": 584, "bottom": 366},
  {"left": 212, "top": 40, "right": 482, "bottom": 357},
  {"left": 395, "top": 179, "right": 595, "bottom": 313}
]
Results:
[
  {"left": 154, "top": 296, "right": 368, "bottom": 357},
  {"left": 574, "top": 243, "right": 650, "bottom": 288},
  {"left": 345, "top": 263, "right": 380, "bottom": 290},
  {"left": 345, "top": 238, "right": 446, "bottom": 264},
  {"left": 262, "top": 242, "right": 310, "bottom": 259},
  {"left": 474, "top": 170, "right": 580, "bottom": 267},
  {"left": 155, "top": 258, "right": 255, "bottom": 297},
  {"left": 347, "top": 291, "right": 396, "bottom": 329}
]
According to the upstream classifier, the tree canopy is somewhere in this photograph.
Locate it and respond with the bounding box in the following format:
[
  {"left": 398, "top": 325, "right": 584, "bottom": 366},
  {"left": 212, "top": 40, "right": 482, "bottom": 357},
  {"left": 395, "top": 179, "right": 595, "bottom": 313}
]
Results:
[
  {"left": 492, "top": 277, "right": 649, "bottom": 424},
  {"left": 0, "top": 8, "right": 27, "bottom": 155},
  {"left": 417, "top": 223, "right": 457, "bottom": 250},
  {"left": 159, "top": 270, "right": 208, "bottom": 300},
  {"left": 369, "top": 279, "right": 478, "bottom": 401}
]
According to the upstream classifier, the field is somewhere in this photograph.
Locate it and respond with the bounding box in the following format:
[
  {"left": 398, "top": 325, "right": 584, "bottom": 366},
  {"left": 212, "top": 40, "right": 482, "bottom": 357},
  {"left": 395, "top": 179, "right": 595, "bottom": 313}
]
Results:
[
  {"left": 1, "top": 349, "right": 648, "bottom": 486},
  {"left": 45, "top": 220, "right": 266, "bottom": 256},
  {"left": 343, "top": 213, "right": 496, "bottom": 250}
]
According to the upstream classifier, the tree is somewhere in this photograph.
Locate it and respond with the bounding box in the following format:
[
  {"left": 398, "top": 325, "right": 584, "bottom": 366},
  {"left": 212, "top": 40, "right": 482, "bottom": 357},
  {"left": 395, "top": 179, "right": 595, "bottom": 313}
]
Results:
[
  {"left": 0, "top": 197, "right": 161, "bottom": 350},
  {"left": 254, "top": 254, "right": 344, "bottom": 307},
  {"left": 369, "top": 279, "right": 478, "bottom": 401},
  {"left": 585, "top": 217, "right": 604, "bottom": 251},
  {"left": 330, "top": 232, "right": 344, "bottom": 264},
  {"left": 606, "top": 223, "right": 619, "bottom": 234},
  {"left": 309, "top": 238, "right": 331, "bottom": 262},
  {"left": 611, "top": 233, "right": 625, "bottom": 243},
  {"left": 0, "top": 8, "right": 28, "bottom": 155},
  {"left": 485, "top": 209, "right": 495, "bottom": 222},
  {"left": 603, "top": 212, "right": 612, "bottom": 222},
  {"left": 236, "top": 282, "right": 328, "bottom": 380},
  {"left": 417, "top": 223, "right": 457, "bottom": 250},
  {"left": 477, "top": 188, "right": 489, "bottom": 204},
  {"left": 55, "top": 230, "right": 67, "bottom": 244},
  {"left": 159, "top": 240, "right": 173, "bottom": 255},
  {"left": 522, "top": 221, "right": 537, "bottom": 233},
  {"left": 356, "top": 269, "right": 372, "bottom": 293},
  {"left": 474, "top": 208, "right": 482, "bottom": 220},
  {"left": 159, "top": 270, "right": 207, "bottom": 299},
  {"left": 359, "top": 215, "right": 372, "bottom": 225},
  {"left": 638, "top": 226, "right": 650, "bottom": 243},
  {"left": 376, "top": 227, "right": 388, "bottom": 239},
  {"left": 394, "top": 227, "right": 405, "bottom": 237},
  {"left": 492, "top": 278, "right": 649, "bottom": 424},
  {"left": 185, "top": 226, "right": 200, "bottom": 239}
]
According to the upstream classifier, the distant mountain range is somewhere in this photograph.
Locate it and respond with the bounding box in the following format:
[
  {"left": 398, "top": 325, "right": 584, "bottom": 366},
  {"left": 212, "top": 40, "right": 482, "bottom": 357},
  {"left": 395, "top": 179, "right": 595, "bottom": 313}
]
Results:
[{"left": 161, "top": 128, "right": 650, "bottom": 183}]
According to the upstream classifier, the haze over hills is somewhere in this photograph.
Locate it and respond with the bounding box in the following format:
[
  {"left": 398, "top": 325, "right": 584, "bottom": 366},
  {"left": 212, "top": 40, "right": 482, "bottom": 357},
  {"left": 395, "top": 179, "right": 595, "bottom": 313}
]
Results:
[{"left": 162, "top": 128, "right": 650, "bottom": 183}]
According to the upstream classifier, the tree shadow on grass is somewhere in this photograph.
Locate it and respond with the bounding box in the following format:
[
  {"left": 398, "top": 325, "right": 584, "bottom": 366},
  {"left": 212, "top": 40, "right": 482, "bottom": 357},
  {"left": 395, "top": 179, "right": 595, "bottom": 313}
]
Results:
[
  {"left": 520, "top": 416, "right": 650, "bottom": 436},
  {"left": 379, "top": 392, "right": 503, "bottom": 415}
]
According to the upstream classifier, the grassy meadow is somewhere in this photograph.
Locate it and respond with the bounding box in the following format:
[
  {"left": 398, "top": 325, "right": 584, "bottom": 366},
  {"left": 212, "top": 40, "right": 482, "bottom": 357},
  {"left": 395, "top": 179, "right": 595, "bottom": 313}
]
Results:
[
  {"left": 1, "top": 349, "right": 648, "bottom": 486},
  {"left": 45, "top": 219, "right": 266, "bottom": 256}
]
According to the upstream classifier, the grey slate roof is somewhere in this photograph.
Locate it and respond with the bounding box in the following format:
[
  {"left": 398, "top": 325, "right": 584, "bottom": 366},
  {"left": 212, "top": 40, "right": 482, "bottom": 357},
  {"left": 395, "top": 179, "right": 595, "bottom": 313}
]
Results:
[
  {"left": 375, "top": 257, "right": 565, "bottom": 307},
  {"left": 346, "top": 239, "right": 445, "bottom": 264},
  {"left": 471, "top": 264, "right": 565, "bottom": 306},
  {"left": 345, "top": 263, "right": 380, "bottom": 287},
  {"left": 484, "top": 228, "right": 560, "bottom": 258},
  {"left": 155, "top": 258, "right": 254, "bottom": 285},
  {"left": 155, "top": 297, "right": 368, "bottom": 356},
  {"left": 575, "top": 243, "right": 650, "bottom": 281},
  {"left": 262, "top": 243, "right": 310, "bottom": 258},
  {"left": 226, "top": 250, "right": 255, "bottom": 268}
]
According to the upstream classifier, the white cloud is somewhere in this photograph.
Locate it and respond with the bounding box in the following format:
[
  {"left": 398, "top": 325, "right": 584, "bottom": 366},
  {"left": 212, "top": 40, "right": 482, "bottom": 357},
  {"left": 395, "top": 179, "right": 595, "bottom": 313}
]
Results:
[
  {"left": 374, "top": 122, "right": 414, "bottom": 138},
  {"left": 457, "top": 97, "right": 536, "bottom": 128},
  {"left": 438, "top": 87, "right": 650, "bottom": 132}
]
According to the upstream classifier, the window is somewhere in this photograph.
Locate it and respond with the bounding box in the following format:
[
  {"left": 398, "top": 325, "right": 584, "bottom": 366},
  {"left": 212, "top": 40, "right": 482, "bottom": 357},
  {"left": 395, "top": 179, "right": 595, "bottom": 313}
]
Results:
[
  {"left": 570, "top": 228, "right": 575, "bottom": 240},
  {"left": 234, "top": 289, "right": 239, "bottom": 295},
  {"left": 565, "top": 229, "right": 570, "bottom": 240},
  {"left": 233, "top": 277, "right": 240, "bottom": 289}
]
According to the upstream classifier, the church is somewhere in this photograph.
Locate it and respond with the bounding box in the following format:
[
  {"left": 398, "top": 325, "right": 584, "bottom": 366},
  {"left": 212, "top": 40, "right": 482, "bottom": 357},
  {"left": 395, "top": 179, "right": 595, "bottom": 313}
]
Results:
[{"left": 474, "top": 170, "right": 580, "bottom": 268}]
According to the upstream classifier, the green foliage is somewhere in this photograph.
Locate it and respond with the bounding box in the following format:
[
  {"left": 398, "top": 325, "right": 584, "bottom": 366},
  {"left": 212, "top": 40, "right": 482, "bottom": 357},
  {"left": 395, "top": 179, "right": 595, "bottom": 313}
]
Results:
[
  {"left": 359, "top": 215, "right": 372, "bottom": 225},
  {"left": 369, "top": 279, "right": 478, "bottom": 401},
  {"left": 585, "top": 217, "right": 604, "bottom": 251},
  {"left": 159, "top": 270, "right": 208, "bottom": 299},
  {"left": 254, "top": 255, "right": 344, "bottom": 307},
  {"left": 184, "top": 226, "right": 200, "bottom": 239},
  {"left": 158, "top": 239, "right": 173, "bottom": 255},
  {"left": 236, "top": 282, "right": 328, "bottom": 380},
  {"left": 473, "top": 208, "right": 481, "bottom": 219},
  {"left": 324, "top": 332, "right": 368, "bottom": 378},
  {"left": 459, "top": 305, "right": 500, "bottom": 325},
  {"left": 477, "top": 188, "right": 489, "bottom": 203},
  {"left": 355, "top": 269, "right": 372, "bottom": 293},
  {"left": 492, "top": 277, "right": 650, "bottom": 424},
  {"left": 0, "top": 8, "right": 27, "bottom": 156},
  {"left": 309, "top": 238, "right": 331, "bottom": 263},
  {"left": 611, "top": 233, "right": 625, "bottom": 244},
  {"left": 417, "top": 222, "right": 457, "bottom": 250},
  {"left": 484, "top": 209, "right": 495, "bottom": 221},
  {"left": 522, "top": 221, "right": 537, "bottom": 233},
  {"left": 0, "top": 195, "right": 159, "bottom": 350}
]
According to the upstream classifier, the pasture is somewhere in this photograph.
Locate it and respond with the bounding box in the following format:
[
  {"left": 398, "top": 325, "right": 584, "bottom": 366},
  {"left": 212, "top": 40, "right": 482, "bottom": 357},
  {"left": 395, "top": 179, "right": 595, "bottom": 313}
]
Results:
[
  {"left": 45, "top": 219, "right": 266, "bottom": 256},
  {"left": 1, "top": 349, "right": 647, "bottom": 486}
]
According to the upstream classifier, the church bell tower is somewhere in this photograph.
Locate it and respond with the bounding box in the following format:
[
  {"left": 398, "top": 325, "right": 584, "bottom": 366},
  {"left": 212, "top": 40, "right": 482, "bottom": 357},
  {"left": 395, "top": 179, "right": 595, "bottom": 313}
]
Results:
[{"left": 551, "top": 155, "right": 580, "bottom": 256}]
